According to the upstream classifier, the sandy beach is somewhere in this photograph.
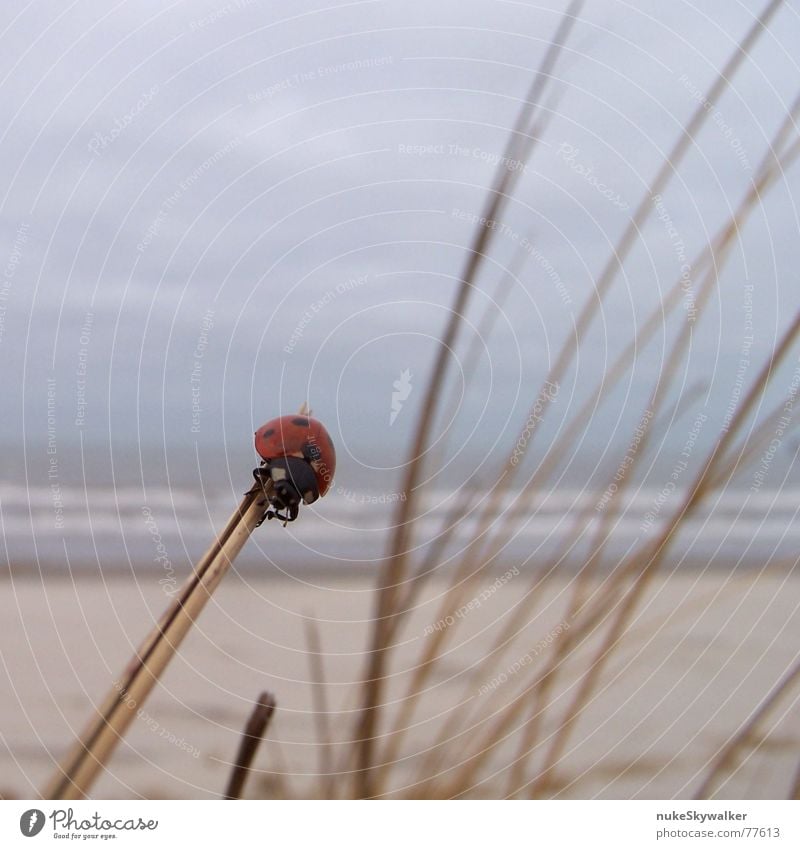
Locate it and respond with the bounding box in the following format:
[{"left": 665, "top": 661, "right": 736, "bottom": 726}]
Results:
[{"left": 2, "top": 567, "right": 798, "bottom": 799}]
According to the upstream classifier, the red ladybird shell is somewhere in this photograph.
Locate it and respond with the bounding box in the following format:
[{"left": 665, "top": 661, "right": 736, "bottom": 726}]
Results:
[{"left": 254, "top": 415, "right": 336, "bottom": 497}]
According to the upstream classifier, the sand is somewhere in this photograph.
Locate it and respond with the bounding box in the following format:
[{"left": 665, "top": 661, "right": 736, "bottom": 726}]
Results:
[{"left": 1, "top": 568, "right": 799, "bottom": 799}]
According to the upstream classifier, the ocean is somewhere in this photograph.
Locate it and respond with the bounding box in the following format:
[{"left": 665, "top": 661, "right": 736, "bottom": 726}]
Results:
[{"left": 3, "top": 478, "right": 798, "bottom": 576}]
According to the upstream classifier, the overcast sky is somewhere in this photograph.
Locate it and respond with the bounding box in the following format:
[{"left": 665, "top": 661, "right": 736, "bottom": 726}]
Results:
[{"left": 1, "top": 0, "right": 799, "bottom": 495}]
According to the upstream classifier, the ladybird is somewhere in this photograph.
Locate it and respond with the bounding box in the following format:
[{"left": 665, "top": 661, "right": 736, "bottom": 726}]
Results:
[{"left": 254, "top": 415, "right": 336, "bottom": 522}]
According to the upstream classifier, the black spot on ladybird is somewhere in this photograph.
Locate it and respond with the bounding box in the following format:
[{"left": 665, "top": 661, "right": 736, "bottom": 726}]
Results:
[
  {"left": 292, "top": 417, "right": 309, "bottom": 426},
  {"left": 261, "top": 428, "right": 275, "bottom": 438}
]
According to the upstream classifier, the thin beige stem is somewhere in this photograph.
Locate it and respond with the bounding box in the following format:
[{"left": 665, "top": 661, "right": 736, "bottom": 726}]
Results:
[
  {"left": 354, "top": 0, "right": 586, "bottom": 796},
  {"left": 695, "top": 656, "right": 800, "bottom": 798},
  {"left": 304, "top": 615, "right": 336, "bottom": 799},
  {"left": 43, "top": 484, "right": 270, "bottom": 799}
]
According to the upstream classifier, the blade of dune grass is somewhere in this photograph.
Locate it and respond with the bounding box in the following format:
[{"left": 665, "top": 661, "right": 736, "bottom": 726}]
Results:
[
  {"left": 223, "top": 692, "right": 276, "bottom": 800},
  {"left": 524, "top": 307, "right": 800, "bottom": 797},
  {"left": 509, "top": 89, "right": 800, "bottom": 692},
  {"left": 521, "top": 105, "right": 800, "bottom": 525},
  {"left": 491, "top": 0, "right": 789, "bottom": 511},
  {"left": 378, "top": 111, "right": 568, "bottom": 642},
  {"left": 406, "top": 441, "right": 742, "bottom": 797},
  {"left": 529, "top": 317, "right": 800, "bottom": 796},
  {"left": 403, "top": 91, "right": 568, "bottom": 514},
  {"left": 438, "top": 306, "right": 800, "bottom": 799},
  {"left": 449, "top": 97, "right": 800, "bottom": 795},
  {"left": 376, "top": 202, "right": 719, "bottom": 793},
  {"left": 44, "top": 486, "right": 268, "bottom": 800},
  {"left": 564, "top": 121, "right": 800, "bottom": 636},
  {"left": 304, "top": 616, "right": 336, "bottom": 799},
  {"left": 381, "top": 95, "right": 569, "bottom": 639},
  {"left": 410, "top": 478, "right": 705, "bottom": 793},
  {"left": 373, "top": 559, "right": 505, "bottom": 793},
  {"left": 354, "top": 0, "right": 586, "bottom": 797},
  {"left": 380, "top": 86, "right": 800, "bottom": 798},
  {"left": 695, "top": 655, "right": 800, "bottom": 798},
  {"left": 512, "top": 158, "right": 798, "bottom": 794},
  {"left": 384, "top": 234, "right": 542, "bottom": 632},
  {"left": 791, "top": 758, "right": 800, "bottom": 800},
  {"left": 707, "top": 385, "right": 800, "bottom": 491},
  {"left": 380, "top": 228, "right": 720, "bottom": 789},
  {"left": 421, "top": 562, "right": 735, "bottom": 798},
  {"left": 499, "top": 384, "right": 708, "bottom": 796},
  {"left": 487, "top": 0, "right": 794, "bottom": 533},
  {"left": 410, "top": 74, "right": 798, "bottom": 808},
  {"left": 382, "top": 0, "right": 788, "bottom": 679},
  {"left": 397, "top": 235, "right": 533, "bottom": 560},
  {"left": 411, "top": 577, "right": 555, "bottom": 782}
]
